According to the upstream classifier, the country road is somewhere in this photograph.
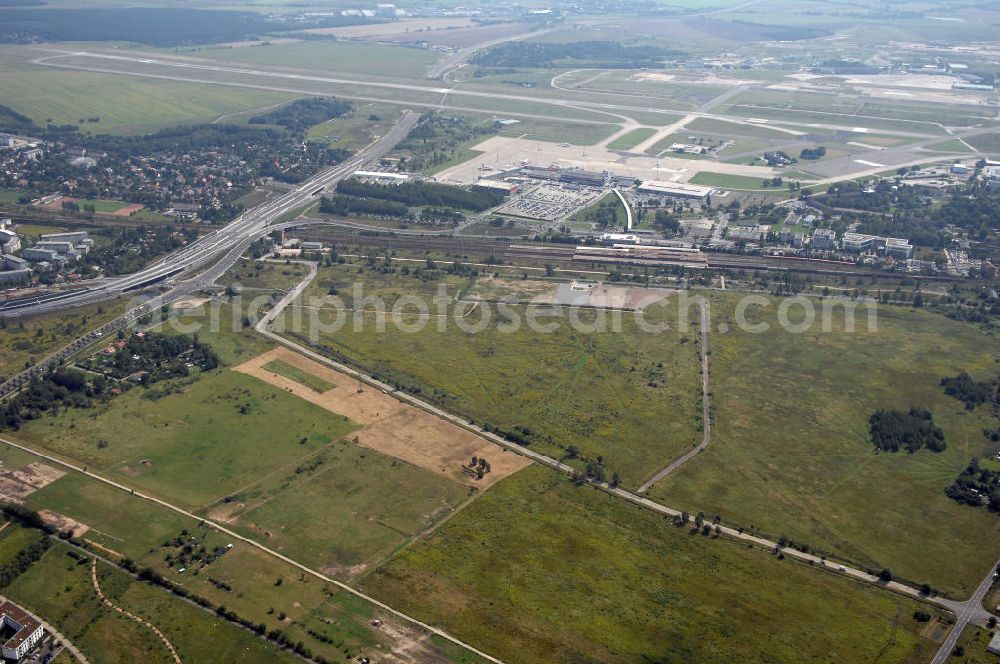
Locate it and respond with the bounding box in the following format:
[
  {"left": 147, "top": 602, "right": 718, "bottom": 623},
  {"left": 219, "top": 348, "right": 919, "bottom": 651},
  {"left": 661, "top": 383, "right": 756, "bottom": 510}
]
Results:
[
  {"left": 931, "top": 559, "right": 998, "bottom": 664},
  {"left": 0, "top": 435, "right": 505, "bottom": 664},
  {"left": 252, "top": 266, "right": 986, "bottom": 623}
]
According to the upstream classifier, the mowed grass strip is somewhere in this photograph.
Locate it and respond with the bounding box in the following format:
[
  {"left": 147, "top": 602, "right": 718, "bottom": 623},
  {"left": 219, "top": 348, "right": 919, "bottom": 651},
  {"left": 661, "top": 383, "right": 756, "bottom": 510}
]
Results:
[
  {"left": 607, "top": 127, "right": 657, "bottom": 151},
  {"left": 362, "top": 467, "right": 943, "bottom": 664},
  {"left": 653, "top": 293, "right": 1000, "bottom": 596},
  {"left": 262, "top": 358, "right": 335, "bottom": 393},
  {"left": 14, "top": 370, "right": 358, "bottom": 510},
  {"left": 0, "top": 49, "right": 301, "bottom": 134}
]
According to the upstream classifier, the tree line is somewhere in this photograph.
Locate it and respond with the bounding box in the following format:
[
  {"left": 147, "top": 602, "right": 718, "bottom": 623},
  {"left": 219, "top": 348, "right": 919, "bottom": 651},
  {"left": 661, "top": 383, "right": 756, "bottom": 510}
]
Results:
[
  {"left": 336, "top": 178, "right": 504, "bottom": 212},
  {"left": 869, "top": 408, "right": 946, "bottom": 453}
]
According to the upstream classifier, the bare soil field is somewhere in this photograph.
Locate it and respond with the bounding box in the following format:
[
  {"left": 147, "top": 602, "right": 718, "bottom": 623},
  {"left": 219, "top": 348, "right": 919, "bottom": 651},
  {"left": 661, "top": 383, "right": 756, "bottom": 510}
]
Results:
[
  {"left": 234, "top": 347, "right": 532, "bottom": 487},
  {"left": 0, "top": 462, "right": 65, "bottom": 502},
  {"left": 38, "top": 509, "right": 89, "bottom": 537},
  {"left": 111, "top": 203, "right": 145, "bottom": 216}
]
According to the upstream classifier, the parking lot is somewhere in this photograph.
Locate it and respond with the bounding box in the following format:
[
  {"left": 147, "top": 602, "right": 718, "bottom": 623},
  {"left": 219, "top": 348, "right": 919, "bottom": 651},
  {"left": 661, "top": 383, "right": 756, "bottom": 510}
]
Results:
[{"left": 495, "top": 183, "right": 601, "bottom": 222}]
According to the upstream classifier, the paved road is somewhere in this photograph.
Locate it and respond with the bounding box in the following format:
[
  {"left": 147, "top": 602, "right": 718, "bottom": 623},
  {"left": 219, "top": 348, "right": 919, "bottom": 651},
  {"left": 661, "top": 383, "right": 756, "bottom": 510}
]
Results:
[
  {"left": 637, "top": 298, "right": 710, "bottom": 492},
  {"left": 426, "top": 28, "right": 555, "bottom": 79},
  {"left": 34, "top": 48, "right": 972, "bottom": 142},
  {"left": 253, "top": 268, "right": 984, "bottom": 620},
  {"left": 0, "top": 111, "right": 419, "bottom": 319},
  {"left": 931, "top": 560, "right": 998, "bottom": 664},
  {"left": 0, "top": 435, "right": 505, "bottom": 664},
  {"left": 0, "top": 594, "right": 90, "bottom": 664}
]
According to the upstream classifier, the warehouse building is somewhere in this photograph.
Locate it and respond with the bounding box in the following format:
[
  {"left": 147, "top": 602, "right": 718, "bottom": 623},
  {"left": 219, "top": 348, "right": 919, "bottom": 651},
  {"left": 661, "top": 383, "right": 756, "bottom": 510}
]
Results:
[
  {"left": 637, "top": 180, "right": 715, "bottom": 202},
  {"left": 472, "top": 180, "right": 519, "bottom": 196},
  {"left": 0, "top": 229, "right": 20, "bottom": 255},
  {"left": 21, "top": 247, "right": 58, "bottom": 262},
  {"left": 0, "top": 269, "right": 30, "bottom": 287},
  {"left": 811, "top": 228, "right": 837, "bottom": 250},
  {"left": 39, "top": 231, "right": 88, "bottom": 244}
]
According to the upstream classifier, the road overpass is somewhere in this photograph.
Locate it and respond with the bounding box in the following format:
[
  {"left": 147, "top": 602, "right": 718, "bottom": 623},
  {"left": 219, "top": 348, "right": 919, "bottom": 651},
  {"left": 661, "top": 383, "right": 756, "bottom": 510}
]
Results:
[{"left": 0, "top": 111, "right": 419, "bottom": 319}]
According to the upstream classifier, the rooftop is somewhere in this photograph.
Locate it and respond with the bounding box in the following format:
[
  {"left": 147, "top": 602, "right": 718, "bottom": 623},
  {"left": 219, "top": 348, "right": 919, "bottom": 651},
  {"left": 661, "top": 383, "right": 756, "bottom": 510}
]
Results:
[{"left": 0, "top": 600, "right": 42, "bottom": 652}]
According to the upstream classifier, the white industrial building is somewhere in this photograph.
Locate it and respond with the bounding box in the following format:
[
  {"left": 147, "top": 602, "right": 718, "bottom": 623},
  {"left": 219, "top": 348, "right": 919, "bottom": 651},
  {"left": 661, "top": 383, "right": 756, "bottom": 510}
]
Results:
[
  {"left": 842, "top": 232, "right": 912, "bottom": 258},
  {"left": 352, "top": 170, "right": 409, "bottom": 182},
  {"left": 0, "top": 229, "right": 20, "bottom": 255},
  {"left": 637, "top": 180, "right": 714, "bottom": 202},
  {"left": 40, "top": 231, "right": 88, "bottom": 244}
]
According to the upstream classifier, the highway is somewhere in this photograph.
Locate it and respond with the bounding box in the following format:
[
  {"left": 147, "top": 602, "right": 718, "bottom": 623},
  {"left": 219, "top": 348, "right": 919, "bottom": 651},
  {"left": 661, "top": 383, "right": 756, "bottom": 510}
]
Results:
[{"left": 0, "top": 110, "right": 419, "bottom": 319}]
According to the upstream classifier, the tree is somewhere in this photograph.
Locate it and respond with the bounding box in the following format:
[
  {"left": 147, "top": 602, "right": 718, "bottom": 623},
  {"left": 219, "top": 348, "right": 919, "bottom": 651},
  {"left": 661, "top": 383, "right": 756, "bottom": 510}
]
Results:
[{"left": 878, "top": 568, "right": 893, "bottom": 583}]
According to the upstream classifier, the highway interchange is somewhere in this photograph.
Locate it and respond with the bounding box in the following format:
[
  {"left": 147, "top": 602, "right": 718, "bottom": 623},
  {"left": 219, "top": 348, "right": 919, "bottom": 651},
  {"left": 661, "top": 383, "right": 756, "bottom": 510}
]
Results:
[{"left": 0, "top": 110, "right": 418, "bottom": 319}]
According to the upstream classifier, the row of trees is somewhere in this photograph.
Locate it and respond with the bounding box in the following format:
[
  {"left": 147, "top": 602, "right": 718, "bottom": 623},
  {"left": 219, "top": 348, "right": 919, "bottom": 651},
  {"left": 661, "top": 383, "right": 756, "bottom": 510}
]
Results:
[
  {"left": 249, "top": 97, "right": 352, "bottom": 133},
  {"left": 336, "top": 178, "right": 504, "bottom": 212}
]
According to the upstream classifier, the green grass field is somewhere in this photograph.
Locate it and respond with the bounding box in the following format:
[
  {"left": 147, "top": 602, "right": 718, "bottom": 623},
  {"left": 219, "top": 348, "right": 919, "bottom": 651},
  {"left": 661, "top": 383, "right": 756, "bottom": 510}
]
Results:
[
  {"left": 305, "top": 101, "right": 402, "bottom": 151},
  {"left": 497, "top": 117, "right": 619, "bottom": 146},
  {"left": 2, "top": 441, "right": 478, "bottom": 663},
  {"left": 966, "top": 132, "right": 1000, "bottom": 157},
  {"left": 214, "top": 439, "right": 471, "bottom": 579},
  {"left": 0, "top": 48, "right": 300, "bottom": 135},
  {"left": 0, "top": 300, "right": 127, "bottom": 381},
  {"left": 24, "top": 470, "right": 193, "bottom": 561},
  {"left": 1, "top": 539, "right": 304, "bottom": 664},
  {"left": 651, "top": 293, "right": 1000, "bottom": 596},
  {"left": 262, "top": 358, "right": 334, "bottom": 392},
  {"left": 195, "top": 41, "right": 439, "bottom": 80},
  {"left": 14, "top": 369, "right": 358, "bottom": 510},
  {"left": 689, "top": 171, "right": 784, "bottom": 190},
  {"left": 218, "top": 258, "right": 310, "bottom": 291},
  {"left": 274, "top": 265, "right": 703, "bottom": 487},
  {"left": 0, "top": 188, "right": 28, "bottom": 204},
  {"left": 607, "top": 127, "right": 657, "bottom": 151},
  {"left": 362, "top": 466, "right": 944, "bottom": 664}
]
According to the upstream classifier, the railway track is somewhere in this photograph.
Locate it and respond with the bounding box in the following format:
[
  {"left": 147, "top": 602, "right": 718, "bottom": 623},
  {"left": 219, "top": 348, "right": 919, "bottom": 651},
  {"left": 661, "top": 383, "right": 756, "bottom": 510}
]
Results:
[{"left": 296, "top": 228, "right": 959, "bottom": 282}]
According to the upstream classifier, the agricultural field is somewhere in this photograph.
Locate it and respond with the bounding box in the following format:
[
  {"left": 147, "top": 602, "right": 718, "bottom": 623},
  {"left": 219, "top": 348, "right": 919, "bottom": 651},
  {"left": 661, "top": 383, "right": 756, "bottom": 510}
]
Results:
[
  {"left": 361, "top": 466, "right": 945, "bottom": 664},
  {"left": 272, "top": 264, "right": 704, "bottom": 488},
  {"left": 2, "top": 424, "right": 486, "bottom": 663},
  {"left": 0, "top": 47, "right": 300, "bottom": 134},
  {"left": 651, "top": 293, "right": 1000, "bottom": 596}
]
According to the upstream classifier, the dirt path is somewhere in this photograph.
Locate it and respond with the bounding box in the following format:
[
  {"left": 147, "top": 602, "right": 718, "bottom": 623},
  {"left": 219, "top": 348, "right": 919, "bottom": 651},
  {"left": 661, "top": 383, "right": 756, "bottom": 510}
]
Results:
[
  {"left": 637, "top": 298, "right": 711, "bottom": 492},
  {"left": 90, "top": 560, "right": 182, "bottom": 664}
]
